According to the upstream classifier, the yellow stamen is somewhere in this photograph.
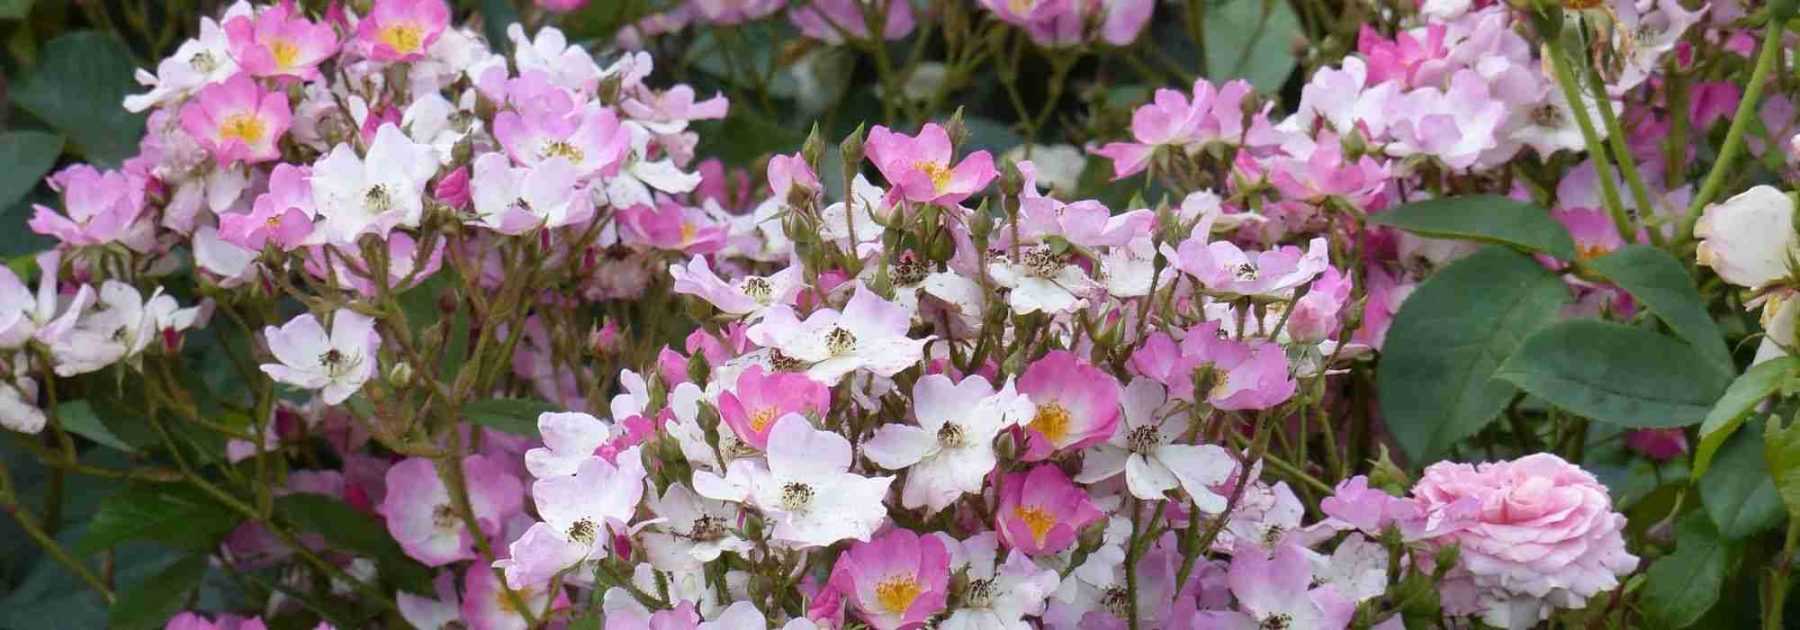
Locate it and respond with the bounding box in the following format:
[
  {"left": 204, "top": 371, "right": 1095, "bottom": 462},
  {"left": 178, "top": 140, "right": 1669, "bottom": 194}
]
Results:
[
  {"left": 679, "top": 222, "right": 699, "bottom": 245},
  {"left": 914, "top": 160, "right": 953, "bottom": 193},
  {"left": 873, "top": 575, "right": 924, "bottom": 614},
  {"left": 218, "top": 113, "right": 268, "bottom": 144},
  {"left": 1028, "top": 402, "right": 1071, "bottom": 445},
  {"left": 377, "top": 23, "right": 425, "bottom": 55},
  {"left": 1014, "top": 505, "right": 1058, "bottom": 547},
  {"left": 270, "top": 39, "right": 301, "bottom": 69},
  {"left": 749, "top": 407, "right": 778, "bottom": 433}
]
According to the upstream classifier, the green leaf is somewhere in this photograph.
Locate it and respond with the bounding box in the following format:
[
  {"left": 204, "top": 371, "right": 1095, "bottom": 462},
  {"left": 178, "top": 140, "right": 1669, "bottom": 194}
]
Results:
[
  {"left": 1640, "top": 512, "right": 1737, "bottom": 628},
  {"left": 1699, "top": 428, "right": 1786, "bottom": 539},
  {"left": 1765, "top": 415, "right": 1800, "bottom": 521},
  {"left": 1367, "top": 195, "right": 1577, "bottom": 260},
  {"left": 274, "top": 493, "right": 430, "bottom": 592},
  {"left": 694, "top": 106, "right": 805, "bottom": 166},
  {"left": 54, "top": 400, "right": 139, "bottom": 452},
  {"left": 567, "top": 613, "right": 602, "bottom": 630},
  {"left": 464, "top": 398, "right": 561, "bottom": 436},
  {"left": 1584, "top": 245, "right": 1732, "bottom": 372},
  {"left": 0, "top": 0, "right": 30, "bottom": 19},
  {"left": 11, "top": 31, "right": 146, "bottom": 167},
  {"left": 107, "top": 555, "right": 206, "bottom": 630},
  {"left": 0, "top": 131, "right": 62, "bottom": 210},
  {"left": 1694, "top": 357, "right": 1800, "bottom": 480},
  {"left": 475, "top": 0, "right": 518, "bottom": 55},
  {"left": 1496, "top": 320, "right": 1733, "bottom": 428},
  {"left": 76, "top": 486, "right": 242, "bottom": 554},
  {"left": 1378, "top": 247, "right": 1570, "bottom": 461},
  {"left": 1202, "top": 0, "right": 1303, "bottom": 93}
]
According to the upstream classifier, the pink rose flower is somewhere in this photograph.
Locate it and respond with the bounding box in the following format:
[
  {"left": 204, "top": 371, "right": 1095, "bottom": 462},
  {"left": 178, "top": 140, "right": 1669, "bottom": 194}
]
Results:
[
  {"left": 225, "top": 2, "right": 339, "bottom": 80},
  {"left": 718, "top": 365, "right": 830, "bottom": 450},
  {"left": 994, "top": 464, "right": 1103, "bottom": 556},
  {"left": 1016, "top": 350, "right": 1121, "bottom": 460},
  {"left": 1625, "top": 428, "right": 1689, "bottom": 461},
  {"left": 1409, "top": 454, "right": 1639, "bottom": 628},
  {"left": 865, "top": 123, "right": 997, "bottom": 207},
  {"left": 355, "top": 0, "right": 449, "bottom": 62},
  {"left": 826, "top": 528, "right": 952, "bottom": 630}
]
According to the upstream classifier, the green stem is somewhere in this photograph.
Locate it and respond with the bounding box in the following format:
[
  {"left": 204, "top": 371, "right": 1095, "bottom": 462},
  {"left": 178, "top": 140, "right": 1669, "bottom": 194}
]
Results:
[
  {"left": 1583, "top": 61, "right": 1664, "bottom": 247},
  {"left": 1545, "top": 31, "right": 1633, "bottom": 243},
  {"left": 0, "top": 463, "right": 114, "bottom": 604},
  {"left": 1768, "top": 519, "right": 1800, "bottom": 630},
  {"left": 1678, "top": 18, "right": 1788, "bottom": 243}
]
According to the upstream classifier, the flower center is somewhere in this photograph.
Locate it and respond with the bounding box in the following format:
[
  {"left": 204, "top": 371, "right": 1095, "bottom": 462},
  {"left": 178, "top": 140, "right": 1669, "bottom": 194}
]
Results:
[
  {"left": 218, "top": 113, "right": 268, "bottom": 144},
  {"left": 914, "top": 161, "right": 953, "bottom": 193},
  {"left": 937, "top": 422, "right": 966, "bottom": 448},
  {"left": 1028, "top": 402, "right": 1071, "bottom": 445},
  {"left": 567, "top": 518, "right": 597, "bottom": 544},
  {"left": 874, "top": 575, "right": 924, "bottom": 614},
  {"left": 892, "top": 256, "right": 927, "bottom": 287},
  {"left": 824, "top": 326, "right": 857, "bottom": 355},
  {"left": 678, "top": 222, "right": 699, "bottom": 245},
  {"left": 689, "top": 515, "right": 725, "bottom": 541},
  {"left": 749, "top": 407, "right": 779, "bottom": 434},
  {"left": 1260, "top": 613, "right": 1294, "bottom": 630},
  {"left": 189, "top": 50, "right": 220, "bottom": 73},
  {"left": 364, "top": 185, "right": 394, "bottom": 213},
  {"left": 963, "top": 578, "right": 995, "bottom": 608},
  {"left": 1126, "top": 425, "right": 1162, "bottom": 453},
  {"left": 1020, "top": 246, "right": 1064, "bottom": 278},
  {"left": 1014, "top": 505, "right": 1058, "bottom": 546},
  {"left": 740, "top": 276, "right": 773, "bottom": 302},
  {"left": 1233, "top": 262, "right": 1259, "bottom": 281},
  {"left": 432, "top": 504, "right": 459, "bottom": 531},
  {"left": 778, "top": 481, "right": 814, "bottom": 512},
  {"left": 269, "top": 39, "right": 302, "bottom": 69},
  {"left": 768, "top": 349, "right": 805, "bottom": 372},
  {"left": 1530, "top": 103, "right": 1564, "bottom": 128},
  {"left": 377, "top": 23, "right": 426, "bottom": 55},
  {"left": 1099, "top": 586, "right": 1130, "bottom": 617},
  {"left": 538, "top": 139, "right": 585, "bottom": 163}
]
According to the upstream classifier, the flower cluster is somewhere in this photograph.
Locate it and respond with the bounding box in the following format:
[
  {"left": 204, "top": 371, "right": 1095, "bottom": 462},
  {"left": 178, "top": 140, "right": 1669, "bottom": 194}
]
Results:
[{"left": 0, "top": 0, "right": 1724, "bottom": 628}]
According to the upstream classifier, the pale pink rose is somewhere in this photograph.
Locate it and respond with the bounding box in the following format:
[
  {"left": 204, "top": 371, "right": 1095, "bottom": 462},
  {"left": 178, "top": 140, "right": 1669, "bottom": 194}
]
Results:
[{"left": 1409, "top": 454, "right": 1639, "bottom": 628}]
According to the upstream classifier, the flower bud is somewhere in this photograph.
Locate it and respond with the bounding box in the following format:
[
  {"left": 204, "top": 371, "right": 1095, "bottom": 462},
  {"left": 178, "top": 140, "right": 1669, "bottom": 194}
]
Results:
[
  {"left": 387, "top": 362, "right": 414, "bottom": 388},
  {"left": 840, "top": 124, "right": 867, "bottom": 172},
  {"left": 802, "top": 123, "right": 826, "bottom": 172}
]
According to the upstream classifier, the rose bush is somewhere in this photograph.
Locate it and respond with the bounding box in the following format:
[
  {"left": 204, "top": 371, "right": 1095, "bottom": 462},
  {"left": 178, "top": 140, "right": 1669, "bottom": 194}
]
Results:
[{"left": 0, "top": 0, "right": 1795, "bottom": 628}]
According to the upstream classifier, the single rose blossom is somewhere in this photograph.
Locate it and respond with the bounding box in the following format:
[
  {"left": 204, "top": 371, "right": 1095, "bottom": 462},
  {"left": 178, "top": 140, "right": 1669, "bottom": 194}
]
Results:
[
  {"left": 1016, "top": 350, "right": 1122, "bottom": 460},
  {"left": 827, "top": 528, "right": 952, "bottom": 630},
  {"left": 995, "top": 464, "right": 1104, "bottom": 556},
  {"left": 356, "top": 0, "right": 450, "bottom": 62},
  {"left": 1695, "top": 185, "right": 1798, "bottom": 289},
  {"left": 258, "top": 309, "right": 380, "bottom": 405},
  {"left": 180, "top": 73, "right": 292, "bottom": 165},
  {"left": 225, "top": 2, "right": 338, "bottom": 79},
  {"left": 718, "top": 365, "right": 830, "bottom": 451},
  {"left": 865, "top": 123, "right": 997, "bottom": 207},
  {"left": 1408, "top": 453, "right": 1639, "bottom": 628}
]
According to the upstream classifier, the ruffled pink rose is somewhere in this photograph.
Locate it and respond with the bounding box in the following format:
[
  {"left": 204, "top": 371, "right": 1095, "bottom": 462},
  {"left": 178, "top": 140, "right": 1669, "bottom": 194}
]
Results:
[{"left": 1409, "top": 454, "right": 1638, "bottom": 628}]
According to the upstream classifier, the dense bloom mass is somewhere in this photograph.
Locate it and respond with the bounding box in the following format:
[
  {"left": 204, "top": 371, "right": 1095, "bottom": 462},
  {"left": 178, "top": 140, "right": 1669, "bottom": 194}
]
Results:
[{"left": 5, "top": 0, "right": 1758, "bottom": 627}]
